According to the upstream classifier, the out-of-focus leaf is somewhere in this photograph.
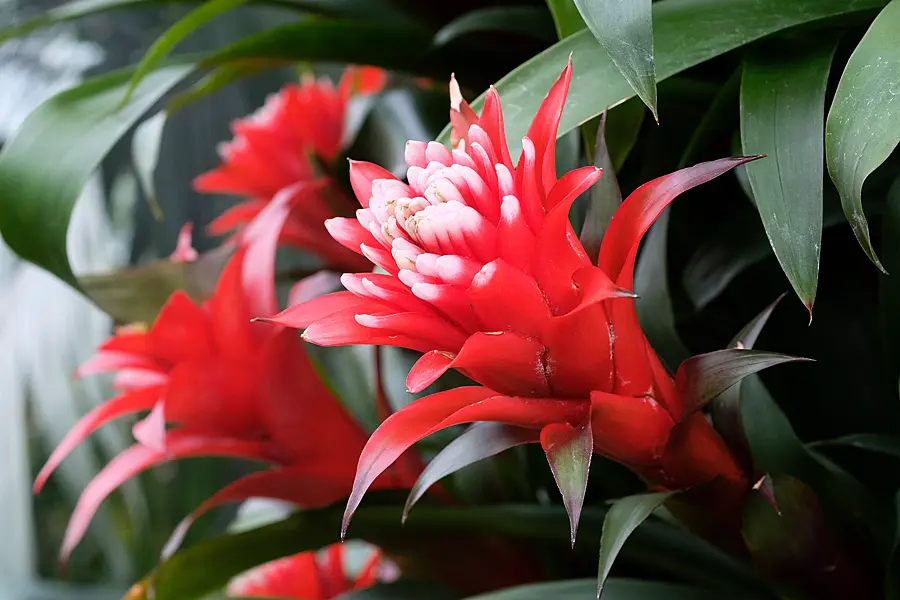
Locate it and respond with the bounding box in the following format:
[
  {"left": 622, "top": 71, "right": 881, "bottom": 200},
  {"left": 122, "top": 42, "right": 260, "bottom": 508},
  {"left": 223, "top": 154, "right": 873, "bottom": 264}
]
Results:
[
  {"left": 809, "top": 434, "right": 900, "bottom": 459},
  {"left": 122, "top": 0, "right": 248, "bottom": 106},
  {"left": 740, "top": 375, "right": 895, "bottom": 558},
  {"left": 597, "top": 492, "right": 674, "bottom": 597},
  {"left": 580, "top": 112, "right": 621, "bottom": 259},
  {"left": 143, "top": 503, "right": 765, "bottom": 600},
  {"left": 0, "top": 64, "right": 193, "bottom": 288},
  {"left": 432, "top": 6, "right": 556, "bottom": 47},
  {"left": 80, "top": 243, "right": 232, "bottom": 323},
  {"left": 341, "top": 581, "right": 462, "bottom": 600},
  {"left": 545, "top": 0, "right": 586, "bottom": 39},
  {"left": 889, "top": 491, "right": 900, "bottom": 600},
  {"left": 0, "top": 0, "right": 401, "bottom": 43},
  {"left": 740, "top": 40, "right": 837, "bottom": 312},
  {"left": 131, "top": 111, "right": 167, "bottom": 221},
  {"left": 168, "top": 60, "right": 279, "bottom": 112},
  {"left": 573, "top": 0, "right": 657, "bottom": 120},
  {"left": 678, "top": 69, "right": 740, "bottom": 169},
  {"left": 635, "top": 209, "right": 690, "bottom": 371},
  {"left": 403, "top": 423, "right": 538, "bottom": 522},
  {"left": 466, "top": 578, "right": 744, "bottom": 600},
  {"left": 0, "top": 581, "right": 124, "bottom": 600},
  {"left": 826, "top": 0, "right": 900, "bottom": 271},
  {"left": 436, "top": 0, "right": 888, "bottom": 156},
  {"left": 676, "top": 349, "right": 812, "bottom": 419}
]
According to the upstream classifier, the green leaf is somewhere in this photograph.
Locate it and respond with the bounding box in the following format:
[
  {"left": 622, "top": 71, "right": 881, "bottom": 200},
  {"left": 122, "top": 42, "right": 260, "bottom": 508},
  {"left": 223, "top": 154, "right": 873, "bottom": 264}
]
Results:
[
  {"left": 123, "top": 0, "right": 248, "bottom": 106},
  {"left": 132, "top": 111, "right": 167, "bottom": 221},
  {"left": 740, "top": 40, "right": 838, "bottom": 312},
  {"left": 168, "top": 60, "right": 277, "bottom": 112},
  {"left": 676, "top": 349, "right": 812, "bottom": 419},
  {"left": 580, "top": 112, "right": 622, "bottom": 259},
  {"left": 826, "top": 0, "right": 900, "bottom": 272},
  {"left": 466, "top": 578, "right": 743, "bottom": 600},
  {"left": 880, "top": 177, "right": 900, "bottom": 376},
  {"left": 0, "top": 63, "right": 193, "bottom": 288},
  {"left": 678, "top": 69, "right": 741, "bottom": 169},
  {"left": 432, "top": 6, "right": 556, "bottom": 47},
  {"left": 341, "top": 581, "right": 462, "bottom": 600},
  {"left": 574, "top": 0, "right": 657, "bottom": 120},
  {"left": 403, "top": 423, "right": 538, "bottom": 523},
  {"left": 546, "top": 0, "right": 586, "bottom": 39},
  {"left": 598, "top": 492, "right": 675, "bottom": 597},
  {"left": 80, "top": 244, "right": 232, "bottom": 323},
  {"left": 635, "top": 208, "right": 690, "bottom": 371},
  {"left": 542, "top": 421, "right": 593, "bottom": 547},
  {"left": 809, "top": 433, "right": 900, "bottom": 459},
  {"left": 436, "top": 0, "right": 888, "bottom": 156}
]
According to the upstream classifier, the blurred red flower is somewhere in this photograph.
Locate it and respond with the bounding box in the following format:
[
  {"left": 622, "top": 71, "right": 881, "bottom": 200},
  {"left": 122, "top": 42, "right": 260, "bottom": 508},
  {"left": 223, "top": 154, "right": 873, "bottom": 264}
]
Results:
[{"left": 194, "top": 66, "right": 386, "bottom": 272}]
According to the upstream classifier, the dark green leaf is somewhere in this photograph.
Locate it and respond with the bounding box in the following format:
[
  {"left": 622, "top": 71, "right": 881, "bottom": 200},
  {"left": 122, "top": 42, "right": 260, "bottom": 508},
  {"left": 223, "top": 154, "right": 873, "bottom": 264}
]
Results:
[
  {"left": 433, "top": 6, "right": 556, "bottom": 47},
  {"left": 889, "top": 491, "right": 900, "bottom": 600},
  {"left": 466, "top": 578, "right": 745, "bottom": 600},
  {"left": 678, "top": 69, "right": 741, "bottom": 169},
  {"left": 880, "top": 177, "right": 900, "bottom": 375},
  {"left": 168, "top": 60, "right": 278, "bottom": 112},
  {"left": 132, "top": 110, "right": 167, "bottom": 221},
  {"left": 545, "top": 0, "right": 586, "bottom": 39},
  {"left": 574, "top": 0, "right": 657, "bottom": 119},
  {"left": 342, "top": 581, "right": 462, "bottom": 600},
  {"left": 0, "top": 63, "right": 193, "bottom": 288},
  {"left": 809, "top": 433, "right": 900, "bottom": 459},
  {"left": 542, "top": 421, "right": 593, "bottom": 547},
  {"left": 436, "top": 0, "right": 888, "bottom": 157},
  {"left": 580, "top": 112, "right": 622, "bottom": 259},
  {"left": 740, "top": 40, "right": 837, "bottom": 311},
  {"left": 80, "top": 244, "right": 232, "bottom": 323},
  {"left": 598, "top": 492, "right": 675, "bottom": 597},
  {"left": 583, "top": 96, "right": 646, "bottom": 170},
  {"left": 635, "top": 209, "right": 690, "bottom": 371},
  {"left": 826, "top": 0, "right": 900, "bottom": 271},
  {"left": 123, "top": 0, "right": 248, "bottom": 106},
  {"left": 403, "top": 423, "right": 538, "bottom": 523},
  {"left": 676, "top": 349, "right": 812, "bottom": 419}
]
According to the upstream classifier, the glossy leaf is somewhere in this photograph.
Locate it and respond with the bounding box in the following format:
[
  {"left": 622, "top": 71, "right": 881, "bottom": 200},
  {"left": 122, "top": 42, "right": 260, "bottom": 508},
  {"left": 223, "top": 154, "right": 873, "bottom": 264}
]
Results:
[
  {"left": 574, "top": 0, "right": 657, "bottom": 119},
  {"left": 0, "top": 63, "right": 193, "bottom": 288},
  {"left": 810, "top": 433, "right": 900, "bottom": 459},
  {"left": 598, "top": 492, "right": 674, "bottom": 597},
  {"left": 635, "top": 209, "right": 690, "bottom": 371},
  {"left": 131, "top": 111, "right": 167, "bottom": 221},
  {"left": 740, "top": 40, "right": 837, "bottom": 311},
  {"left": 826, "top": 0, "right": 900, "bottom": 271},
  {"left": 466, "top": 578, "right": 741, "bottom": 600},
  {"left": 436, "top": 0, "right": 888, "bottom": 157},
  {"left": 433, "top": 6, "right": 555, "bottom": 47},
  {"left": 676, "top": 349, "right": 812, "bottom": 420},
  {"left": 546, "top": 0, "right": 586, "bottom": 39},
  {"left": 123, "top": 0, "right": 248, "bottom": 106},
  {"left": 541, "top": 421, "right": 593, "bottom": 547},
  {"left": 580, "top": 112, "right": 622, "bottom": 259},
  {"left": 403, "top": 423, "right": 538, "bottom": 522}
]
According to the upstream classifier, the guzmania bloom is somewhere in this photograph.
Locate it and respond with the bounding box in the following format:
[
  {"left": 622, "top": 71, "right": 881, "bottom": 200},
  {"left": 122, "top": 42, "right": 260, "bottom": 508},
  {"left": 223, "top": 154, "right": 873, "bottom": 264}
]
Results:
[
  {"left": 194, "top": 66, "right": 386, "bottom": 272},
  {"left": 34, "top": 189, "right": 417, "bottom": 562},
  {"left": 266, "top": 60, "right": 764, "bottom": 538},
  {"left": 228, "top": 543, "right": 385, "bottom": 599}
]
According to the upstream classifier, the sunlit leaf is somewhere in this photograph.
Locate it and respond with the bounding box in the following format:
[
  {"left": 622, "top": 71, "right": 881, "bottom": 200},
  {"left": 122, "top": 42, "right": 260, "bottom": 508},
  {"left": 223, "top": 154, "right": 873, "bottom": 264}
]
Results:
[
  {"left": 826, "top": 0, "right": 900, "bottom": 271},
  {"left": 574, "top": 0, "right": 657, "bottom": 119},
  {"left": 437, "top": 0, "right": 888, "bottom": 157},
  {"left": 741, "top": 40, "right": 838, "bottom": 312}
]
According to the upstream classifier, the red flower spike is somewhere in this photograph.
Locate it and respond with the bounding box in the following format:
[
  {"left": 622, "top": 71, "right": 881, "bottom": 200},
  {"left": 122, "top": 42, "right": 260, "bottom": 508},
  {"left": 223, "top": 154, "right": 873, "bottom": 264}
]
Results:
[
  {"left": 194, "top": 66, "right": 385, "bottom": 272},
  {"left": 541, "top": 420, "right": 593, "bottom": 547}
]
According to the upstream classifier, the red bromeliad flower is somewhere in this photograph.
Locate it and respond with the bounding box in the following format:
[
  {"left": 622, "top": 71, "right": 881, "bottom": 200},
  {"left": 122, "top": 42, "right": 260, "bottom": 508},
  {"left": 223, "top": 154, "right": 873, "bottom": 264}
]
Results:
[
  {"left": 228, "top": 544, "right": 385, "bottom": 599},
  {"left": 265, "top": 60, "right": 764, "bottom": 539},
  {"left": 194, "top": 66, "right": 386, "bottom": 272},
  {"left": 34, "top": 189, "right": 418, "bottom": 562}
]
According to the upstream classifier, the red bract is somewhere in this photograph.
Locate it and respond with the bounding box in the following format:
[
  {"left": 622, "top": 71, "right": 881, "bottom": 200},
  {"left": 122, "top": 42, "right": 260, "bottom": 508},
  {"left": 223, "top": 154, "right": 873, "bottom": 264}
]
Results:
[
  {"left": 194, "top": 66, "right": 386, "bottom": 272},
  {"left": 265, "top": 61, "right": 756, "bottom": 536},
  {"left": 34, "top": 187, "right": 417, "bottom": 562},
  {"left": 228, "top": 543, "right": 383, "bottom": 599}
]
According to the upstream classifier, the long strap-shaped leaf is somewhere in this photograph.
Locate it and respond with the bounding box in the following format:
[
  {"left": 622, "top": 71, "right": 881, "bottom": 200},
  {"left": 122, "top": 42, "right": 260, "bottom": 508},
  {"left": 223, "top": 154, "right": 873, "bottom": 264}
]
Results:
[
  {"left": 437, "top": 0, "right": 888, "bottom": 157},
  {"left": 826, "top": 0, "right": 900, "bottom": 272},
  {"left": 741, "top": 40, "right": 838, "bottom": 314}
]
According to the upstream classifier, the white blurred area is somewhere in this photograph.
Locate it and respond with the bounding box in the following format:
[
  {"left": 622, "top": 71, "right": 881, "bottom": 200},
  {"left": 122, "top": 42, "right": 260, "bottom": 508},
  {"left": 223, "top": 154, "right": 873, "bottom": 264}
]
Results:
[{"left": 0, "top": 12, "right": 135, "bottom": 586}]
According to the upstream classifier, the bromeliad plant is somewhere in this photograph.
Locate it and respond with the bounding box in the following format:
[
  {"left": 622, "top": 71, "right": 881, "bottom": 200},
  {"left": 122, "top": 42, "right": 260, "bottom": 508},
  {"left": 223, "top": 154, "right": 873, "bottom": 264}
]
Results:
[{"left": 3, "top": 1, "right": 900, "bottom": 600}]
